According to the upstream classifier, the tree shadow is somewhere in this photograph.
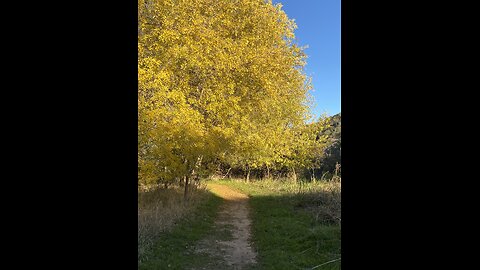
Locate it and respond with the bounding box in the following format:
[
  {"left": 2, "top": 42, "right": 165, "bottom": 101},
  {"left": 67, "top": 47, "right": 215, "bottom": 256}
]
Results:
[{"left": 224, "top": 189, "right": 341, "bottom": 270}]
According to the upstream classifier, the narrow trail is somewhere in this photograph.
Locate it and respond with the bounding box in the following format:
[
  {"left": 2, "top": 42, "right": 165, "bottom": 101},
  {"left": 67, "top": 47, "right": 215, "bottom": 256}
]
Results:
[{"left": 192, "top": 183, "right": 257, "bottom": 270}]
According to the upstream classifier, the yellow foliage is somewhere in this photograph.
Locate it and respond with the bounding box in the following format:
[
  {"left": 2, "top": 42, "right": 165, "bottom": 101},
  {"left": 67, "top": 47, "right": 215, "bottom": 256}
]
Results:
[{"left": 138, "top": 0, "right": 324, "bottom": 184}]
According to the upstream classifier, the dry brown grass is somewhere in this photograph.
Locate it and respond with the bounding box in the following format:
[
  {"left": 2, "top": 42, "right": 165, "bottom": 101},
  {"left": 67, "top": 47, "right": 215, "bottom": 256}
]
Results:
[
  {"left": 138, "top": 183, "right": 209, "bottom": 262},
  {"left": 304, "top": 180, "right": 341, "bottom": 224}
]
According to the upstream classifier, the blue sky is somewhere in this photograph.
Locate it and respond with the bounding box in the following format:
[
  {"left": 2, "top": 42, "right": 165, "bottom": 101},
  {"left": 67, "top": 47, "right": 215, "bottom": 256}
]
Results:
[{"left": 273, "top": 0, "right": 341, "bottom": 118}]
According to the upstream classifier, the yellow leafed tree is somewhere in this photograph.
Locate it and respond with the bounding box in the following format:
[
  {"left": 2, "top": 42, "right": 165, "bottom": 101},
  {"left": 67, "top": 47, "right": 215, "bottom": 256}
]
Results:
[{"left": 138, "top": 0, "right": 323, "bottom": 196}]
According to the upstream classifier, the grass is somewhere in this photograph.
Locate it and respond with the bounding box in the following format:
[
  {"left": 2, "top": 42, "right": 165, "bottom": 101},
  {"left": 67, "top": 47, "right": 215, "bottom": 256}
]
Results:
[
  {"left": 138, "top": 178, "right": 341, "bottom": 269},
  {"left": 138, "top": 184, "right": 223, "bottom": 269},
  {"left": 210, "top": 178, "right": 341, "bottom": 270}
]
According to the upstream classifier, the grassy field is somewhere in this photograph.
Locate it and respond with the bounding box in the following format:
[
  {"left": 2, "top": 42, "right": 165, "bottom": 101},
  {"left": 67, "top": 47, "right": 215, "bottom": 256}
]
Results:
[
  {"left": 138, "top": 178, "right": 341, "bottom": 269},
  {"left": 138, "top": 184, "right": 223, "bottom": 269},
  {"left": 210, "top": 178, "right": 341, "bottom": 270}
]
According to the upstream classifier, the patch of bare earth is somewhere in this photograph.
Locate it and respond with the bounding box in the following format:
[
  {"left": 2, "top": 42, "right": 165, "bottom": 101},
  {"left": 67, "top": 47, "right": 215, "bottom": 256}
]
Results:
[{"left": 192, "top": 183, "right": 257, "bottom": 270}]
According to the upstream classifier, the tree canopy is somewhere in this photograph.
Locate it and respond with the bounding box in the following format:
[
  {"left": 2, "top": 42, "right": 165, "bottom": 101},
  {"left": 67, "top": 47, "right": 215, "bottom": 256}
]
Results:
[{"left": 138, "top": 0, "right": 331, "bottom": 190}]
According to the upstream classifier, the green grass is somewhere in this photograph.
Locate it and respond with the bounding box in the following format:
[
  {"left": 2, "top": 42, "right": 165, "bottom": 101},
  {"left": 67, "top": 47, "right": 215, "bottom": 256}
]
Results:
[
  {"left": 211, "top": 178, "right": 341, "bottom": 270},
  {"left": 139, "top": 190, "right": 223, "bottom": 270},
  {"left": 139, "top": 179, "right": 340, "bottom": 269}
]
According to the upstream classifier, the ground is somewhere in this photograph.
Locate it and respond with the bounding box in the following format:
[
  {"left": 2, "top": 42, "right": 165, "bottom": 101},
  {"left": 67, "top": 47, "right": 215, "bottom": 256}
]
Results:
[
  {"left": 192, "top": 183, "right": 257, "bottom": 270},
  {"left": 139, "top": 180, "right": 341, "bottom": 270}
]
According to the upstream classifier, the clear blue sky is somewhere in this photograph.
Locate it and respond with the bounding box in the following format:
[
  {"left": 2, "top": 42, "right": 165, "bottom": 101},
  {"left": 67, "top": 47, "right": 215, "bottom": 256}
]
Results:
[{"left": 273, "top": 0, "right": 341, "bottom": 119}]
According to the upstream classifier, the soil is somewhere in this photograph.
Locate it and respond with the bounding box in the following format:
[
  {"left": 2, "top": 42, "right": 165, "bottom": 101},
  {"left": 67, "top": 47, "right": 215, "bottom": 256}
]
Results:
[{"left": 192, "top": 183, "right": 257, "bottom": 270}]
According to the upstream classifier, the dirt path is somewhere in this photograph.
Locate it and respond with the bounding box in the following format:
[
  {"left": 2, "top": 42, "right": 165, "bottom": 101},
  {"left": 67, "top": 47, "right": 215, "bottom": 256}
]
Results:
[{"left": 192, "top": 183, "right": 257, "bottom": 270}]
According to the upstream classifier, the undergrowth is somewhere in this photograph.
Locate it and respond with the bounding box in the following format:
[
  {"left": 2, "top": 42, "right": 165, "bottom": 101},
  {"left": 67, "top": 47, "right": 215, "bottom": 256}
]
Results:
[{"left": 138, "top": 183, "right": 216, "bottom": 265}]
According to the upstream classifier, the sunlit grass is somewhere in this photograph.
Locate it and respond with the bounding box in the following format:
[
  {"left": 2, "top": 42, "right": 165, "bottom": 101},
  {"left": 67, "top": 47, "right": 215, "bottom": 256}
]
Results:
[{"left": 210, "top": 178, "right": 341, "bottom": 270}]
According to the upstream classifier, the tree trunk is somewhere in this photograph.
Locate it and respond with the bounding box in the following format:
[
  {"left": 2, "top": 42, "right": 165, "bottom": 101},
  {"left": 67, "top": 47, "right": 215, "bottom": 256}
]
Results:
[
  {"left": 266, "top": 165, "right": 270, "bottom": 179},
  {"left": 222, "top": 167, "right": 231, "bottom": 179},
  {"left": 183, "top": 175, "right": 189, "bottom": 202},
  {"left": 311, "top": 168, "right": 316, "bottom": 182},
  {"left": 191, "top": 168, "right": 197, "bottom": 188},
  {"left": 191, "top": 156, "right": 201, "bottom": 187},
  {"left": 292, "top": 167, "right": 297, "bottom": 183},
  {"left": 246, "top": 166, "right": 251, "bottom": 183}
]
